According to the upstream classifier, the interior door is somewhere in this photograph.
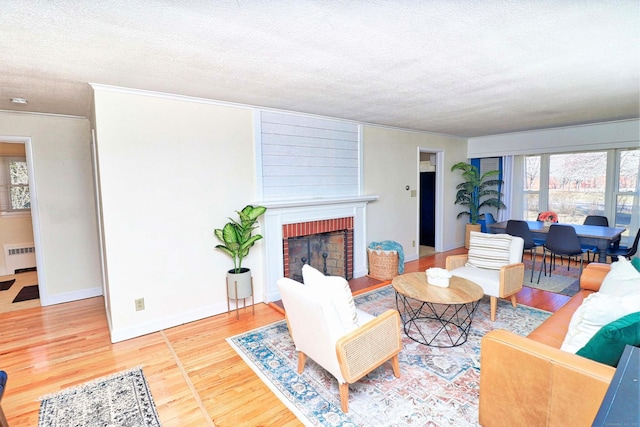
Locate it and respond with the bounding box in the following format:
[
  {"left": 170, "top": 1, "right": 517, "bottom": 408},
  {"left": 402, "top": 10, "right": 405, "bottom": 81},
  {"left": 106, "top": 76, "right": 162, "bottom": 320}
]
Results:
[{"left": 420, "top": 172, "right": 436, "bottom": 246}]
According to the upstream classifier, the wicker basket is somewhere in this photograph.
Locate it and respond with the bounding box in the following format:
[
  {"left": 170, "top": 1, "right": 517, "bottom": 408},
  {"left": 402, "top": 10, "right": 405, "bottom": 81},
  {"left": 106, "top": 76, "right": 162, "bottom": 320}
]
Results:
[{"left": 367, "top": 248, "right": 399, "bottom": 280}]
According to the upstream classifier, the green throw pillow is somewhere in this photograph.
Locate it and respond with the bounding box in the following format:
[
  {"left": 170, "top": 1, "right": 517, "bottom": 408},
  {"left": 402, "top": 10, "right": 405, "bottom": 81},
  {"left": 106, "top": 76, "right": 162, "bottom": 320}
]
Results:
[
  {"left": 632, "top": 257, "right": 640, "bottom": 273},
  {"left": 576, "top": 312, "right": 640, "bottom": 367}
]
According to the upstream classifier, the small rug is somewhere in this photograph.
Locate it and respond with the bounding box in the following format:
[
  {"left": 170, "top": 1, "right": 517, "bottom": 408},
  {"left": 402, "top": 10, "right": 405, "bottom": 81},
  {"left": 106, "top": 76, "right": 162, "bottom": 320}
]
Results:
[
  {"left": 39, "top": 367, "right": 162, "bottom": 427},
  {"left": 523, "top": 257, "right": 581, "bottom": 296},
  {"left": 0, "top": 279, "right": 15, "bottom": 291},
  {"left": 12, "top": 284, "right": 39, "bottom": 303},
  {"left": 228, "top": 285, "right": 551, "bottom": 426}
]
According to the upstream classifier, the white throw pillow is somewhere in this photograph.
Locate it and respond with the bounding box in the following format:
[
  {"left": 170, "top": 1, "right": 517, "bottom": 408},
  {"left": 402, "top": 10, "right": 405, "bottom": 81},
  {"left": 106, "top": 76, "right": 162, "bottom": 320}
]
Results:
[
  {"left": 561, "top": 292, "right": 628, "bottom": 353},
  {"left": 302, "top": 264, "right": 359, "bottom": 333},
  {"left": 466, "top": 232, "right": 513, "bottom": 270},
  {"left": 599, "top": 256, "right": 640, "bottom": 297}
]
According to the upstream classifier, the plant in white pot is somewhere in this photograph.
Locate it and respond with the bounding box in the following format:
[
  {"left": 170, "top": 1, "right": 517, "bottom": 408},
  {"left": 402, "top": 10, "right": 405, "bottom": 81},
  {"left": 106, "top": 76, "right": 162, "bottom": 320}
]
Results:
[
  {"left": 451, "top": 161, "right": 506, "bottom": 248},
  {"left": 214, "top": 204, "right": 267, "bottom": 301}
]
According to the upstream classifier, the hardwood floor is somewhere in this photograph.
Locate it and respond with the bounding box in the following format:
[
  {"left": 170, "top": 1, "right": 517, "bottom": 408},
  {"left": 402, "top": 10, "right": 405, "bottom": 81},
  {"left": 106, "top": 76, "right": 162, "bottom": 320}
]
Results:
[
  {"left": 0, "top": 271, "right": 40, "bottom": 313},
  {"left": 0, "top": 248, "right": 570, "bottom": 426}
]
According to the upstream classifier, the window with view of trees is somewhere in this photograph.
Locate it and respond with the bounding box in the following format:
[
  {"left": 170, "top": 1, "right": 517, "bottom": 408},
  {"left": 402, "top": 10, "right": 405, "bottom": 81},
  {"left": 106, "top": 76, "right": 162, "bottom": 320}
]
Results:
[
  {"left": 522, "top": 148, "right": 639, "bottom": 245},
  {"left": 524, "top": 155, "right": 541, "bottom": 221},
  {"left": 1, "top": 157, "right": 30, "bottom": 212},
  {"left": 548, "top": 151, "right": 607, "bottom": 224},
  {"left": 615, "top": 149, "right": 639, "bottom": 236}
]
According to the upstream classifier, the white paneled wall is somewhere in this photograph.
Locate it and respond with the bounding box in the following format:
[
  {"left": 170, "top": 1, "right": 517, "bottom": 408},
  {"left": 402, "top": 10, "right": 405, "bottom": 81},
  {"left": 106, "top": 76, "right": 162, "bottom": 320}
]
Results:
[{"left": 259, "top": 111, "right": 360, "bottom": 200}]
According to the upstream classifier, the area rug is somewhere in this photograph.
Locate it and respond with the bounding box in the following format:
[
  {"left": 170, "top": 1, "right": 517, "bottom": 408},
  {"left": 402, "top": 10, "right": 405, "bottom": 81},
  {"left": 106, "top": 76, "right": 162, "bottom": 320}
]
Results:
[
  {"left": 228, "top": 285, "right": 551, "bottom": 426},
  {"left": 39, "top": 367, "right": 161, "bottom": 427},
  {"left": 0, "top": 279, "right": 15, "bottom": 291},
  {"left": 523, "top": 257, "right": 581, "bottom": 296},
  {"left": 12, "top": 284, "right": 39, "bottom": 303}
]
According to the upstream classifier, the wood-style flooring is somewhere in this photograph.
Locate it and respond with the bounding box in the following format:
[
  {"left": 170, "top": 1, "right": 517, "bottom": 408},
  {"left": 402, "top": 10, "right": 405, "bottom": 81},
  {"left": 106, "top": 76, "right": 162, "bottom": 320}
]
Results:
[
  {"left": 0, "top": 270, "right": 39, "bottom": 313},
  {"left": 0, "top": 249, "right": 569, "bottom": 426}
]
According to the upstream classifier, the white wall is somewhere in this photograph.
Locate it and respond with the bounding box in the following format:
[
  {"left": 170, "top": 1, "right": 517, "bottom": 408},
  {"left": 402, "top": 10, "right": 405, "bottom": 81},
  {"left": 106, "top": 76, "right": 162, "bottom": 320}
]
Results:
[
  {"left": 468, "top": 119, "right": 640, "bottom": 157},
  {"left": 93, "top": 88, "right": 258, "bottom": 342},
  {"left": 363, "top": 126, "right": 469, "bottom": 254},
  {"left": 0, "top": 112, "right": 102, "bottom": 304},
  {"left": 92, "top": 86, "right": 472, "bottom": 342}
]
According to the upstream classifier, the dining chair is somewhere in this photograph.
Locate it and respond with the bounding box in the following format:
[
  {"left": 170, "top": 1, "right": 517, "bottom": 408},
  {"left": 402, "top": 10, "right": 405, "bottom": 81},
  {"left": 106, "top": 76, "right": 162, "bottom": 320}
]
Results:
[
  {"left": 505, "top": 220, "right": 541, "bottom": 282},
  {"left": 537, "top": 224, "right": 588, "bottom": 283},
  {"left": 606, "top": 229, "right": 640, "bottom": 262},
  {"left": 479, "top": 212, "right": 496, "bottom": 233},
  {"left": 582, "top": 215, "right": 610, "bottom": 262}
]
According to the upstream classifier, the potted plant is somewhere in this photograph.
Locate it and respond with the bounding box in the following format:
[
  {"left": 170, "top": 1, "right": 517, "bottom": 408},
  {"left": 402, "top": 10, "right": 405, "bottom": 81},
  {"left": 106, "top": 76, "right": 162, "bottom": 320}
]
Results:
[
  {"left": 214, "top": 204, "right": 267, "bottom": 299},
  {"left": 451, "top": 162, "right": 506, "bottom": 248}
]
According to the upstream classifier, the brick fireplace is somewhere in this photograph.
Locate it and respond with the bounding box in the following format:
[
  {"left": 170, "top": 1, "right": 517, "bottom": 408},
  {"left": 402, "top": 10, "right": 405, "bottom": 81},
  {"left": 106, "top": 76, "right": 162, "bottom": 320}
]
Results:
[
  {"left": 261, "top": 196, "right": 376, "bottom": 302},
  {"left": 283, "top": 217, "right": 354, "bottom": 281}
]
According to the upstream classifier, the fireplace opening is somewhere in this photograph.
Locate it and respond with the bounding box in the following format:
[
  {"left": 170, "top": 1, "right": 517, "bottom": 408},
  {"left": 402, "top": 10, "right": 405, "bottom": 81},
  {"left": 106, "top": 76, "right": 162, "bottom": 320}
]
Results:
[
  {"left": 287, "top": 230, "right": 351, "bottom": 282},
  {"left": 282, "top": 217, "right": 354, "bottom": 283}
]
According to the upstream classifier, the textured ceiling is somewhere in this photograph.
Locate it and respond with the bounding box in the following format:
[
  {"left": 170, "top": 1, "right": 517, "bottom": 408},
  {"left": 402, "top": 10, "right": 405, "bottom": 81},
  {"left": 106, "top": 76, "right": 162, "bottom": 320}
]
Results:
[{"left": 0, "top": 1, "right": 638, "bottom": 137}]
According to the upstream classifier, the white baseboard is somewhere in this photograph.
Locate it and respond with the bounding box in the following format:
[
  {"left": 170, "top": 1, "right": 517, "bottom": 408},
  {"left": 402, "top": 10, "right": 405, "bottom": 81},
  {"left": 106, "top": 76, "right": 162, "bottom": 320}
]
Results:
[
  {"left": 40, "top": 286, "right": 103, "bottom": 306},
  {"left": 108, "top": 302, "right": 238, "bottom": 343}
]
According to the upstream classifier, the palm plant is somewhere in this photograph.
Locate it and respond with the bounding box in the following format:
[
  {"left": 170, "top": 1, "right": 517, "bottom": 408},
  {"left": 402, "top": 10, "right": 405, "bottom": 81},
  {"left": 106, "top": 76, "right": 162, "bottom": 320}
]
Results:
[
  {"left": 451, "top": 162, "right": 505, "bottom": 224},
  {"left": 214, "top": 204, "right": 267, "bottom": 273}
]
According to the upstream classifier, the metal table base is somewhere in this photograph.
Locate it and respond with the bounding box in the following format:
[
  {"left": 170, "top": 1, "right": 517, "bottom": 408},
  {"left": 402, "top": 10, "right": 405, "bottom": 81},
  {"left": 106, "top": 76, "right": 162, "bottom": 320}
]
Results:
[{"left": 395, "top": 291, "right": 480, "bottom": 347}]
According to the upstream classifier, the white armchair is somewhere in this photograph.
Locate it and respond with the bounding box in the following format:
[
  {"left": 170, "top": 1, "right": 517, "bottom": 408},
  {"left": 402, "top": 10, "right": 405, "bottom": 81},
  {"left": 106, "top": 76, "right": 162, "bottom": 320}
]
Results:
[
  {"left": 277, "top": 265, "right": 402, "bottom": 412},
  {"left": 446, "top": 231, "right": 525, "bottom": 321}
]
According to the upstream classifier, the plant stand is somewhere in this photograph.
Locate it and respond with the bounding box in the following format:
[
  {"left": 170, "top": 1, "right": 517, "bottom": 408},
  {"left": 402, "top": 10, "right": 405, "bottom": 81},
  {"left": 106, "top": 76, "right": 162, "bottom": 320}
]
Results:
[{"left": 226, "top": 275, "right": 255, "bottom": 320}]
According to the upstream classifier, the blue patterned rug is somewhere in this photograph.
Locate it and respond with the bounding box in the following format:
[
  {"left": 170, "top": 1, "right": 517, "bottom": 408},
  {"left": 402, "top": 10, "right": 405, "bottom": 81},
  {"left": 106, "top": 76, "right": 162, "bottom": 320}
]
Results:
[{"left": 227, "top": 285, "right": 551, "bottom": 426}]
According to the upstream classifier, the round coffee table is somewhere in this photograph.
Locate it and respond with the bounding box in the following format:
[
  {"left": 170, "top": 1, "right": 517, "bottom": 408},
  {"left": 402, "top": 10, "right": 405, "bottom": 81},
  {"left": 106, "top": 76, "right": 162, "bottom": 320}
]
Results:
[{"left": 392, "top": 272, "right": 484, "bottom": 347}]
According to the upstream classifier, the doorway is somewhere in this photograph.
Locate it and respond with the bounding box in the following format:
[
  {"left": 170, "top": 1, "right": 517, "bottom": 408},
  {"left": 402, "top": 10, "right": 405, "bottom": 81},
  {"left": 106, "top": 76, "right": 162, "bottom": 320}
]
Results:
[
  {"left": 0, "top": 139, "right": 41, "bottom": 312},
  {"left": 418, "top": 150, "right": 441, "bottom": 257}
]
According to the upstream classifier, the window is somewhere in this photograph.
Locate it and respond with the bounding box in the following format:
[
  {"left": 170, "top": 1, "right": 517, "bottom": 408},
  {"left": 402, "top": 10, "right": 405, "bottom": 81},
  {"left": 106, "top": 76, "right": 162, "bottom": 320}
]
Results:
[
  {"left": 1, "top": 157, "right": 30, "bottom": 212},
  {"left": 519, "top": 148, "right": 639, "bottom": 246},
  {"left": 614, "top": 149, "right": 640, "bottom": 244},
  {"left": 548, "top": 151, "right": 607, "bottom": 224},
  {"left": 524, "top": 155, "right": 541, "bottom": 221}
]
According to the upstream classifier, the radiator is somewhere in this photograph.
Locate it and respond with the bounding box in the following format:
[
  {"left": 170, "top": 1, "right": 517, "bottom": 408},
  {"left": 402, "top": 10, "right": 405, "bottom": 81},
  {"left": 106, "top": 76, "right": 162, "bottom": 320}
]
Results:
[{"left": 3, "top": 243, "right": 36, "bottom": 274}]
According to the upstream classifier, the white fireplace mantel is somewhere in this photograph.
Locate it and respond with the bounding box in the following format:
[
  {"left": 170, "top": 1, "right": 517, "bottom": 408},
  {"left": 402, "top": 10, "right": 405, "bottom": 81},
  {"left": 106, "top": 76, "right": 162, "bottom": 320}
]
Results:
[{"left": 259, "top": 196, "right": 378, "bottom": 302}]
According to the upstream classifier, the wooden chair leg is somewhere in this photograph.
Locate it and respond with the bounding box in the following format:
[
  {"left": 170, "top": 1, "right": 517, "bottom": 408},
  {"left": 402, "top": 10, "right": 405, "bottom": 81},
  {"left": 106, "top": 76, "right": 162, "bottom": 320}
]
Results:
[
  {"left": 490, "top": 296, "right": 497, "bottom": 321},
  {"left": 297, "top": 352, "right": 307, "bottom": 374},
  {"left": 339, "top": 382, "right": 349, "bottom": 413},
  {"left": 510, "top": 294, "right": 517, "bottom": 308},
  {"left": 391, "top": 354, "right": 401, "bottom": 378}
]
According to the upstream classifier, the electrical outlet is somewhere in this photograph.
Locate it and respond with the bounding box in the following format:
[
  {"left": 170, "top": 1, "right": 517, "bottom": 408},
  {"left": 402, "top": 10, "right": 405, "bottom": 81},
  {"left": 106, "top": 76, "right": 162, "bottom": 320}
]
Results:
[
  {"left": 135, "top": 298, "right": 145, "bottom": 311},
  {"left": 412, "top": 240, "right": 416, "bottom": 247}
]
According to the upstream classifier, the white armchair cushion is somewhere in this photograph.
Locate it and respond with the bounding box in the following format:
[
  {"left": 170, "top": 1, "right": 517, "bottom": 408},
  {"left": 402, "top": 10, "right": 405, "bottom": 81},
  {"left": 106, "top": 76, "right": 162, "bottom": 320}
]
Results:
[
  {"left": 466, "top": 232, "right": 514, "bottom": 270},
  {"left": 450, "top": 265, "right": 502, "bottom": 296},
  {"left": 302, "top": 264, "right": 359, "bottom": 333}
]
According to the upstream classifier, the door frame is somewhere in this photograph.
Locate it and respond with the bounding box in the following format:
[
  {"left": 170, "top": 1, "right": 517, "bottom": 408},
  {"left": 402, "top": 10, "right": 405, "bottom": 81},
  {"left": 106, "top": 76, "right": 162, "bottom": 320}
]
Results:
[
  {"left": 417, "top": 148, "right": 444, "bottom": 253},
  {"left": 0, "top": 136, "right": 45, "bottom": 303}
]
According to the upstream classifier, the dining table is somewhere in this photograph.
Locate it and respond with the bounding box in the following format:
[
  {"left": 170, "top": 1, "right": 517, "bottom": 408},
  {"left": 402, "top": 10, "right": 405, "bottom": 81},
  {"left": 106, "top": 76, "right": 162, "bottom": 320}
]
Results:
[{"left": 489, "top": 220, "right": 626, "bottom": 263}]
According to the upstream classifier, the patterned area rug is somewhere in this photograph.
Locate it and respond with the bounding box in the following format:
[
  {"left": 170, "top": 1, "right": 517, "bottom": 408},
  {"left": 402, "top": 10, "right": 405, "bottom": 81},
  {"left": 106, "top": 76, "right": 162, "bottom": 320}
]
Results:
[
  {"left": 39, "top": 367, "right": 162, "bottom": 427},
  {"left": 228, "top": 285, "right": 551, "bottom": 426},
  {"left": 523, "top": 257, "right": 581, "bottom": 296}
]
